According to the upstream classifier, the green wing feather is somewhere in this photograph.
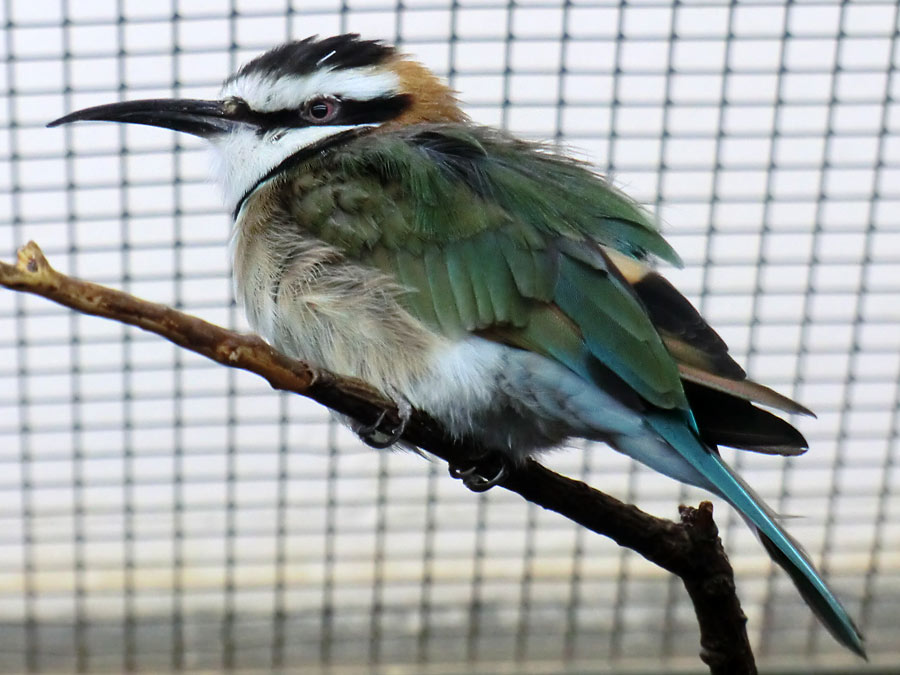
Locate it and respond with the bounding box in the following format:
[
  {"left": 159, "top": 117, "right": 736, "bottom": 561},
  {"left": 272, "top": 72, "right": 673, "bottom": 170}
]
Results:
[
  {"left": 285, "top": 122, "right": 812, "bottom": 452},
  {"left": 271, "top": 123, "right": 860, "bottom": 654},
  {"left": 287, "top": 123, "right": 688, "bottom": 412}
]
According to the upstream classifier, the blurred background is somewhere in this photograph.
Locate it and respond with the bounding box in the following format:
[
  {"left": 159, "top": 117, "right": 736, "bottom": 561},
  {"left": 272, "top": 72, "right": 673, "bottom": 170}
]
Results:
[{"left": 1, "top": 0, "right": 898, "bottom": 673}]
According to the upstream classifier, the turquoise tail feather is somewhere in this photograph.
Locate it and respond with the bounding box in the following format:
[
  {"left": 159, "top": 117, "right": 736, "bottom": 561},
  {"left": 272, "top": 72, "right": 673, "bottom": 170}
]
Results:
[{"left": 646, "top": 413, "right": 866, "bottom": 658}]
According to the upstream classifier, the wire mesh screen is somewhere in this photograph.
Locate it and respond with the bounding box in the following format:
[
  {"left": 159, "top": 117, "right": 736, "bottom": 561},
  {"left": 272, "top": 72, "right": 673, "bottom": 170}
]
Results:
[{"left": 1, "top": 1, "right": 898, "bottom": 673}]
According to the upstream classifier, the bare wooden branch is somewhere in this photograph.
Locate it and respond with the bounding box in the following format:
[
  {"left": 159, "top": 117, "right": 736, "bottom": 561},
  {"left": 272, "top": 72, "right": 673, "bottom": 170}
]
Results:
[{"left": 1, "top": 241, "right": 756, "bottom": 674}]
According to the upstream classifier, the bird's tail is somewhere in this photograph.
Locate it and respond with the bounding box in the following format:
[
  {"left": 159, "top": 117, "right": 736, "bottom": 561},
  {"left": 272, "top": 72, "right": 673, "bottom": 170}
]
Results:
[{"left": 626, "top": 413, "right": 866, "bottom": 658}]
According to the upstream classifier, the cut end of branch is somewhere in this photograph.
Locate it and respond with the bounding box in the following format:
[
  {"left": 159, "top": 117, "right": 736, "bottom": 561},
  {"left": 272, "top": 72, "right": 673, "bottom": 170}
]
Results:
[
  {"left": 0, "top": 241, "right": 59, "bottom": 289},
  {"left": 1, "top": 242, "right": 56, "bottom": 289},
  {"left": 679, "top": 501, "right": 718, "bottom": 540},
  {"left": 18, "top": 241, "right": 52, "bottom": 275}
]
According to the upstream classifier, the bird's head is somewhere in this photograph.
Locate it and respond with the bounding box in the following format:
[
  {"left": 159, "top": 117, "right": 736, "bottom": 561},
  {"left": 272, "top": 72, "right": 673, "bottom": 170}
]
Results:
[{"left": 49, "top": 34, "right": 467, "bottom": 214}]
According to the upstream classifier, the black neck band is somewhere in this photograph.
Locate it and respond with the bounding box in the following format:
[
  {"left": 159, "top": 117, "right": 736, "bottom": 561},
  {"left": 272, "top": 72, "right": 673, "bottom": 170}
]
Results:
[{"left": 231, "top": 127, "right": 369, "bottom": 221}]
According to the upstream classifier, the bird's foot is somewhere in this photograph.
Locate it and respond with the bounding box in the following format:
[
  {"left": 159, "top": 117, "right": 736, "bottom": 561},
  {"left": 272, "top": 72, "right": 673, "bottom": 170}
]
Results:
[
  {"left": 354, "top": 396, "right": 412, "bottom": 449},
  {"left": 449, "top": 452, "right": 509, "bottom": 492}
]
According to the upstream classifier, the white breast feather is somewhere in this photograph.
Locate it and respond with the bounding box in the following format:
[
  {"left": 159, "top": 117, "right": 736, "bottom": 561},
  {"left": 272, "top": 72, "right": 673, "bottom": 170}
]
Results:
[{"left": 405, "top": 337, "right": 507, "bottom": 437}]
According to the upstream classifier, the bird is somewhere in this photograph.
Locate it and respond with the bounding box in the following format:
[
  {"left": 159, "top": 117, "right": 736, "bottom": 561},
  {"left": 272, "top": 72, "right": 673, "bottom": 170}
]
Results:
[{"left": 48, "top": 34, "right": 864, "bottom": 657}]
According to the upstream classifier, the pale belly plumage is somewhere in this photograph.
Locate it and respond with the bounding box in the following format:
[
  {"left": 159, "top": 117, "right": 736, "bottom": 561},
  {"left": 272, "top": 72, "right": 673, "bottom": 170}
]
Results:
[{"left": 229, "top": 201, "right": 650, "bottom": 458}]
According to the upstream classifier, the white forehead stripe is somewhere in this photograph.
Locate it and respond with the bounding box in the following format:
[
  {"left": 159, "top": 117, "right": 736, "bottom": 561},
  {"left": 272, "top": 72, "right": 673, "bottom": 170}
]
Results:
[{"left": 221, "top": 66, "right": 400, "bottom": 112}]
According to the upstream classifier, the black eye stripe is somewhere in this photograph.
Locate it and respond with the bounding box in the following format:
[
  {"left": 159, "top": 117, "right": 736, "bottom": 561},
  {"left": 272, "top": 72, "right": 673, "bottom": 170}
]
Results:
[
  {"left": 336, "top": 95, "right": 412, "bottom": 125},
  {"left": 230, "top": 94, "right": 412, "bottom": 131}
]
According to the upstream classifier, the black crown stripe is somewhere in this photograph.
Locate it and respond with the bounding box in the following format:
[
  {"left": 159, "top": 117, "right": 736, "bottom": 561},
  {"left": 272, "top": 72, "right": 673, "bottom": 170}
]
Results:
[{"left": 227, "top": 35, "right": 396, "bottom": 84}]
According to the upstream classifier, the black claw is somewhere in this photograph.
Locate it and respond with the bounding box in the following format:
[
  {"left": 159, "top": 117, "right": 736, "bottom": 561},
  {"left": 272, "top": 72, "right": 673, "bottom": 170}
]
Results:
[
  {"left": 356, "top": 407, "right": 408, "bottom": 449},
  {"left": 449, "top": 453, "right": 509, "bottom": 492}
]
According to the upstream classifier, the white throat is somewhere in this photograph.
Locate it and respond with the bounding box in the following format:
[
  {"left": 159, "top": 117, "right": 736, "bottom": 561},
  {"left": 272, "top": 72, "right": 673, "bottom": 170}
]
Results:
[
  {"left": 208, "top": 124, "right": 371, "bottom": 216},
  {"left": 210, "top": 65, "right": 402, "bottom": 215}
]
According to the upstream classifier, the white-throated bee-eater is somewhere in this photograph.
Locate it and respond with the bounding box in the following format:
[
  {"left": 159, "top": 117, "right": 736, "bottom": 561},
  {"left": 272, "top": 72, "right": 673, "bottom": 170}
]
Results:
[{"left": 49, "top": 34, "right": 864, "bottom": 656}]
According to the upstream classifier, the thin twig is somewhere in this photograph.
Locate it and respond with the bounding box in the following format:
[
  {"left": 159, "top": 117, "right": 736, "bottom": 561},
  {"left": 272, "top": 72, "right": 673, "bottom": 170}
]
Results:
[{"left": 1, "top": 241, "right": 756, "bottom": 674}]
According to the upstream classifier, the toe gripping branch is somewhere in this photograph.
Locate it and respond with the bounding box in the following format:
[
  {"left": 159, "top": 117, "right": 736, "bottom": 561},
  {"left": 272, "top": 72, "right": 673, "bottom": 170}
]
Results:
[
  {"left": 448, "top": 452, "right": 510, "bottom": 492},
  {"left": 355, "top": 396, "right": 412, "bottom": 449},
  {"left": 355, "top": 399, "right": 510, "bottom": 493},
  {"left": 356, "top": 409, "right": 407, "bottom": 449}
]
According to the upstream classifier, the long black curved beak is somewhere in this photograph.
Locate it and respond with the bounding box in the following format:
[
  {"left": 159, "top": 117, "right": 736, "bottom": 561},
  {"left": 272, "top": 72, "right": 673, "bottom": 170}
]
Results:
[{"left": 48, "top": 99, "right": 238, "bottom": 138}]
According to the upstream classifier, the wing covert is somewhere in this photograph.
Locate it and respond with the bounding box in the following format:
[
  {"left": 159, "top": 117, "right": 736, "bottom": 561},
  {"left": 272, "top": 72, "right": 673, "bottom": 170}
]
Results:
[{"left": 290, "top": 124, "right": 690, "bottom": 412}]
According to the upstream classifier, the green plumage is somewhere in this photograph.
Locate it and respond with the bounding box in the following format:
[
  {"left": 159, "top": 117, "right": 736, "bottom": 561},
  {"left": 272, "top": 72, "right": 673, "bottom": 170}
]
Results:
[{"left": 274, "top": 123, "right": 688, "bottom": 412}]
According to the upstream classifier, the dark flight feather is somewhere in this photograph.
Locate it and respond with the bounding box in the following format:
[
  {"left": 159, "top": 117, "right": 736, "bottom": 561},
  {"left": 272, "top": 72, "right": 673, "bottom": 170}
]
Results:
[
  {"left": 622, "top": 265, "right": 813, "bottom": 454},
  {"left": 683, "top": 381, "right": 808, "bottom": 455}
]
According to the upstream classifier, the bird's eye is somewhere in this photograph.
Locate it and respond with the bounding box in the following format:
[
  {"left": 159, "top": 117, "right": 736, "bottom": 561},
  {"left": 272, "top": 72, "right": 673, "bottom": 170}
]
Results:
[{"left": 302, "top": 97, "right": 339, "bottom": 124}]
